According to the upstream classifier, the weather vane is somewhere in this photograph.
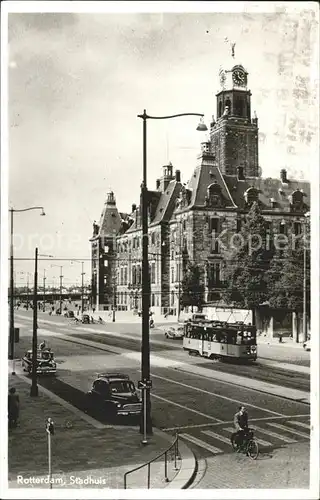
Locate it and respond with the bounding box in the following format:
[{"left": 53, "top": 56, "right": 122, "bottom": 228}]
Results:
[{"left": 224, "top": 37, "right": 236, "bottom": 58}]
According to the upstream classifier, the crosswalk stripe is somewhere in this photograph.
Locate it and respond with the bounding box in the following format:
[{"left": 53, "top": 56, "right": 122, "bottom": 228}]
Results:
[
  {"left": 202, "top": 429, "right": 232, "bottom": 445},
  {"left": 250, "top": 425, "right": 297, "bottom": 444},
  {"left": 180, "top": 433, "right": 223, "bottom": 455},
  {"left": 267, "top": 422, "right": 310, "bottom": 439},
  {"left": 287, "top": 420, "right": 310, "bottom": 430},
  {"left": 223, "top": 427, "right": 272, "bottom": 448}
]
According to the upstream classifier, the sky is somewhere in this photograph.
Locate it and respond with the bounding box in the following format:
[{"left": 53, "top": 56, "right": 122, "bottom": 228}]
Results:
[{"left": 2, "top": 1, "right": 319, "bottom": 287}]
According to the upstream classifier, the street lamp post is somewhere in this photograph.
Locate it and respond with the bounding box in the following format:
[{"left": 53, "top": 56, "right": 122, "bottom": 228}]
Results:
[
  {"left": 137, "top": 110, "right": 207, "bottom": 439},
  {"left": 43, "top": 269, "right": 46, "bottom": 312},
  {"left": 9, "top": 206, "right": 45, "bottom": 375},
  {"left": 71, "top": 261, "right": 85, "bottom": 313},
  {"left": 303, "top": 212, "right": 310, "bottom": 343},
  {"left": 30, "top": 247, "right": 39, "bottom": 397}
]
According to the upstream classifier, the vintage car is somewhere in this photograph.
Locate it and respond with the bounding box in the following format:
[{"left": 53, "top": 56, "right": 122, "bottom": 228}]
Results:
[
  {"left": 303, "top": 339, "right": 311, "bottom": 351},
  {"left": 82, "top": 314, "right": 90, "bottom": 324},
  {"left": 22, "top": 349, "right": 57, "bottom": 375},
  {"left": 64, "top": 310, "right": 75, "bottom": 318},
  {"left": 164, "top": 326, "right": 184, "bottom": 340},
  {"left": 84, "top": 373, "right": 142, "bottom": 420}
]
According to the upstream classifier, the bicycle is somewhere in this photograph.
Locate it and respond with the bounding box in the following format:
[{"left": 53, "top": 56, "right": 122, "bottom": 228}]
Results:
[{"left": 231, "top": 428, "right": 259, "bottom": 460}]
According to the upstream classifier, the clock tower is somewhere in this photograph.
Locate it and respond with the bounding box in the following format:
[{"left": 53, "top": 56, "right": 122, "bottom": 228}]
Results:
[{"left": 210, "top": 50, "right": 259, "bottom": 177}]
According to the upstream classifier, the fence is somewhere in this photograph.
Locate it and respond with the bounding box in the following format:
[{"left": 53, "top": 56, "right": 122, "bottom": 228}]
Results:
[{"left": 124, "top": 434, "right": 180, "bottom": 489}]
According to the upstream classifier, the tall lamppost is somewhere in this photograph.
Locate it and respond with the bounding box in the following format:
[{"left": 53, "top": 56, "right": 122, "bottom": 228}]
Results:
[
  {"left": 303, "top": 212, "right": 310, "bottom": 343},
  {"left": 71, "top": 260, "right": 85, "bottom": 313},
  {"left": 9, "top": 206, "right": 45, "bottom": 374},
  {"left": 137, "top": 110, "right": 207, "bottom": 439},
  {"left": 51, "top": 264, "right": 63, "bottom": 313},
  {"left": 43, "top": 269, "right": 46, "bottom": 312}
]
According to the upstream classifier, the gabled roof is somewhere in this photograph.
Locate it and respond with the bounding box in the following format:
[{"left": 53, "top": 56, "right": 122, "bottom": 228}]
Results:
[
  {"left": 185, "top": 161, "right": 236, "bottom": 209},
  {"left": 150, "top": 180, "right": 182, "bottom": 226},
  {"left": 223, "top": 175, "right": 310, "bottom": 212},
  {"left": 98, "top": 202, "right": 122, "bottom": 236}
]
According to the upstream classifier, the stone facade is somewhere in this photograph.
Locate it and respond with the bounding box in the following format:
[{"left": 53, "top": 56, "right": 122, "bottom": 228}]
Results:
[{"left": 90, "top": 57, "right": 310, "bottom": 316}]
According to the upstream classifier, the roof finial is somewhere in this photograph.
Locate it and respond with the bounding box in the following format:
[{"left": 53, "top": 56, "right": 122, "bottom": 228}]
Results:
[
  {"left": 231, "top": 42, "right": 236, "bottom": 59},
  {"left": 224, "top": 37, "right": 236, "bottom": 59}
]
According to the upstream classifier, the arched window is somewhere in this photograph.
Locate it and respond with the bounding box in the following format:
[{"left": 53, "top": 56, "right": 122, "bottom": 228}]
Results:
[
  {"left": 244, "top": 187, "right": 259, "bottom": 206},
  {"left": 206, "top": 182, "right": 223, "bottom": 207},
  {"left": 225, "top": 99, "right": 231, "bottom": 114},
  {"left": 290, "top": 190, "right": 304, "bottom": 212},
  {"left": 234, "top": 97, "right": 244, "bottom": 117}
]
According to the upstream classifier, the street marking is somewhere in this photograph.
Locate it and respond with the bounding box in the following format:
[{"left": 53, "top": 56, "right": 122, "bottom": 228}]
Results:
[
  {"left": 202, "top": 429, "right": 232, "bottom": 445},
  {"left": 161, "top": 414, "right": 311, "bottom": 432},
  {"left": 223, "top": 427, "right": 272, "bottom": 448},
  {"left": 287, "top": 420, "right": 310, "bottom": 430},
  {"left": 150, "top": 373, "right": 285, "bottom": 416},
  {"left": 267, "top": 422, "right": 310, "bottom": 439},
  {"left": 250, "top": 424, "right": 297, "bottom": 444},
  {"left": 151, "top": 394, "right": 223, "bottom": 422},
  {"left": 180, "top": 433, "right": 223, "bottom": 455}
]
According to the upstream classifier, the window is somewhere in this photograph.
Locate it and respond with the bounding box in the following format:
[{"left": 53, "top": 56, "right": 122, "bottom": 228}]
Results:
[
  {"left": 151, "top": 233, "right": 155, "bottom": 245},
  {"left": 293, "top": 222, "right": 302, "bottom": 236},
  {"left": 236, "top": 217, "right": 241, "bottom": 233},
  {"left": 150, "top": 262, "right": 156, "bottom": 284},
  {"left": 120, "top": 268, "right": 123, "bottom": 286},
  {"left": 124, "top": 266, "right": 128, "bottom": 285},
  {"left": 137, "top": 266, "right": 141, "bottom": 285},
  {"left": 171, "top": 267, "right": 175, "bottom": 283},
  {"left": 279, "top": 222, "right": 286, "bottom": 235},
  {"left": 151, "top": 293, "right": 155, "bottom": 307},
  {"left": 171, "top": 290, "right": 175, "bottom": 306},
  {"left": 208, "top": 263, "right": 221, "bottom": 287},
  {"left": 219, "top": 101, "right": 222, "bottom": 117},
  {"left": 132, "top": 266, "right": 136, "bottom": 285},
  {"left": 124, "top": 292, "right": 127, "bottom": 304},
  {"left": 104, "top": 259, "right": 108, "bottom": 267}
]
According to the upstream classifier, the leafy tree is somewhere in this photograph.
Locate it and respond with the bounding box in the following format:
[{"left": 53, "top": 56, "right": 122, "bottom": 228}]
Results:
[
  {"left": 267, "top": 236, "right": 310, "bottom": 315},
  {"left": 180, "top": 261, "right": 205, "bottom": 311},
  {"left": 222, "top": 202, "right": 274, "bottom": 311}
]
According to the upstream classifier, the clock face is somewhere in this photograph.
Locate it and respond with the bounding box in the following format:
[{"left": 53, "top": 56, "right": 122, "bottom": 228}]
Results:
[{"left": 233, "top": 69, "right": 246, "bottom": 86}]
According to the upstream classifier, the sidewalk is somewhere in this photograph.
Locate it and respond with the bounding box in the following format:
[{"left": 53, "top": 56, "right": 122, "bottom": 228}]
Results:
[
  {"left": 7, "top": 374, "right": 194, "bottom": 490},
  {"left": 196, "top": 441, "right": 310, "bottom": 489}
]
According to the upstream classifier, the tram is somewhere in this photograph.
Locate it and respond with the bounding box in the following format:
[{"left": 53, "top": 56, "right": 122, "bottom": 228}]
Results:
[{"left": 183, "top": 319, "right": 257, "bottom": 362}]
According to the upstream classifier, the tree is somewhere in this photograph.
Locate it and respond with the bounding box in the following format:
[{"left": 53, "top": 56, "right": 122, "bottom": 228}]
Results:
[
  {"left": 180, "top": 261, "right": 205, "bottom": 311},
  {"left": 222, "top": 202, "right": 274, "bottom": 314},
  {"left": 267, "top": 241, "right": 310, "bottom": 315}
]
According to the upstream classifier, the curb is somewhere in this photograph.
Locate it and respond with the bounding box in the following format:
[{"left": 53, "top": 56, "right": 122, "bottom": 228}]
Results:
[
  {"left": 9, "top": 369, "right": 197, "bottom": 489},
  {"left": 152, "top": 428, "right": 197, "bottom": 489}
]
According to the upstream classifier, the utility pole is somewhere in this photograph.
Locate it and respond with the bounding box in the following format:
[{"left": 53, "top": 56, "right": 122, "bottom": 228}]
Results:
[
  {"left": 177, "top": 220, "right": 182, "bottom": 321},
  {"left": 303, "top": 212, "right": 310, "bottom": 343},
  {"left": 30, "top": 247, "right": 39, "bottom": 397},
  {"left": 43, "top": 269, "right": 46, "bottom": 312},
  {"left": 59, "top": 266, "right": 63, "bottom": 313},
  {"left": 81, "top": 262, "right": 85, "bottom": 313},
  {"left": 26, "top": 273, "right": 30, "bottom": 310}
]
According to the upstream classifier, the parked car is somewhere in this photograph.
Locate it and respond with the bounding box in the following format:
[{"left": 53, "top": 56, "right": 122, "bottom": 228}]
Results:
[
  {"left": 303, "top": 339, "right": 311, "bottom": 351},
  {"left": 64, "top": 310, "right": 75, "bottom": 318},
  {"left": 22, "top": 349, "right": 57, "bottom": 375},
  {"left": 85, "top": 373, "right": 141, "bottom": 420},
  {"left": 164, "top": 326, "right": 184, "bottom": 339},
  {"left": 82, "top": 314, "right": 90, "bottom": 324}
]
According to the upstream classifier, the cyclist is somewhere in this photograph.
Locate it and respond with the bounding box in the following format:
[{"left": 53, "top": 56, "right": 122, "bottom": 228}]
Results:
[{"left": 232, "top": 405, "right": 249, "bottom": 450}]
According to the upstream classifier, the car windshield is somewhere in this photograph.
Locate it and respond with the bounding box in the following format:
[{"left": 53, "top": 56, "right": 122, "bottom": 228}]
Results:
[{"left": 109, "top": 381, "right": 135, "bottom": 393}]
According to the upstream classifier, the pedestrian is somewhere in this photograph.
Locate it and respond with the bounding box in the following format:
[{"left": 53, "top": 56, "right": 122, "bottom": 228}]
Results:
[{"left": 8, "top": 387, "right": 20, "bottom": 429}]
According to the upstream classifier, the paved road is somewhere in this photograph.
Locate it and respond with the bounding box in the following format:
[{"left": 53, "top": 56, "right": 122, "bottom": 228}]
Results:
[{"left": 14, "top": 312, "right": 310, "bottom": 468}]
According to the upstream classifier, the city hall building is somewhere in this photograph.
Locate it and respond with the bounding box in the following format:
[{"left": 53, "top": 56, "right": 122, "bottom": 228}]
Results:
[{"left": 90, "top": 57, "right": 310, "bottom": 320}]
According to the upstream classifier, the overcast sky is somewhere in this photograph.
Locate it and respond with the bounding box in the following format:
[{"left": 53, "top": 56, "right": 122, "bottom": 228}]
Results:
[{"left": 3, "top": 2, "right": 319, "bottom": 286}]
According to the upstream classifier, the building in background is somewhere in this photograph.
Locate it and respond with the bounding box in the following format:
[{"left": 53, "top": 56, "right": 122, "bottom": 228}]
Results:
[{"left": 90, "top": 55, "right": 310, "bottom": 317}]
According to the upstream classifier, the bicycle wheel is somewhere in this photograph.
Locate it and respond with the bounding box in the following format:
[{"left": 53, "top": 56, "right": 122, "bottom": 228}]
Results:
[
  {"left": 231, "top": 436, "right": 240, "bottom": 452},
  {"left": 247, "top": 439, "right": 259, "bottom": 460}
]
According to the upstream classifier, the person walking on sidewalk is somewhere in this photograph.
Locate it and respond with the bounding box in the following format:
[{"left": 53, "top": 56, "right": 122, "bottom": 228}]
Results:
[{"left": 8, "top": 387, "right": 20, "bottom": 429}]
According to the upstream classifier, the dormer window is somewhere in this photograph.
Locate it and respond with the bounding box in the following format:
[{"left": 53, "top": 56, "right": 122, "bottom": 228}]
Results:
[
  {"left": 289, "top": 189, "right": 305, "bottom": 212},
  {"left": 205, "top": 182, "right": 224, "bottom": 208},
  {"left": 244, "top": 187, "right": 259, "bottom": 206}
]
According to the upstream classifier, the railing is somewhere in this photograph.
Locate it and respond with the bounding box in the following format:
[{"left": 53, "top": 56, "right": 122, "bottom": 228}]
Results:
[{"left": 124, "top": 434, "right": 180, "bottom": 489}]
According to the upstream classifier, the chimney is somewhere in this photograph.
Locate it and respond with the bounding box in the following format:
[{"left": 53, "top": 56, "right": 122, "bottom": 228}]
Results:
[
  {"left": 280, "top": 169, "right": 288, "bottom": 183},
  {"left": 132, "top": 203, "right": 137, "bottom": 213},
  {"left": 156, "top": 179, "right": 160, "bottom": 189},
  {"left": 175, "top": 170, "right": 181, "bottom": 182},
  {"left": 237, "top": 166, "right": 245, "bottom": 181}
]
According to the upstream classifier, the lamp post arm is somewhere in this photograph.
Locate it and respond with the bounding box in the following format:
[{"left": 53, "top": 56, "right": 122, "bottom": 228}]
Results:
[
  {"left": 10, "top": 206, "right": 45, "bottom": 213},
  {"left": 138, "top": 111, "right": 204, "bottom": 120}
]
